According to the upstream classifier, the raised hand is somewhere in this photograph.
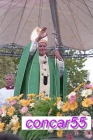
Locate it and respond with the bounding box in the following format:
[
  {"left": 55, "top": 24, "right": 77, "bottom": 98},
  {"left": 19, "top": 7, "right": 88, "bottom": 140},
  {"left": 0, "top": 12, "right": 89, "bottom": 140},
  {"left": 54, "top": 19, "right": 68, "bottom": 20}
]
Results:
[{"left": 35, "top": 27, "right": 47, "bottom": 42}]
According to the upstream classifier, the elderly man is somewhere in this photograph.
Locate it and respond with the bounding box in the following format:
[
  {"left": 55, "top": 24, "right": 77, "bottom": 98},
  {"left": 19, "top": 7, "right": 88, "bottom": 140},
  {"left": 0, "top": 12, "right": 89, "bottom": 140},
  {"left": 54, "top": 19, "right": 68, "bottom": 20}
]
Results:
[
  {"left": 14, "top": 27, "right": 65, "bottom": 98},
  {"left": 0, "top": 74, "right": 14, "bottom": 107}
]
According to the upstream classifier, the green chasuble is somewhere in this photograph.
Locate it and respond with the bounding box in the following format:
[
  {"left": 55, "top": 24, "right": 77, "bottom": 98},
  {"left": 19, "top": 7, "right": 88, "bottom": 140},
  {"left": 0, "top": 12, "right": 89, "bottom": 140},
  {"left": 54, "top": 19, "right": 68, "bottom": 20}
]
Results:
[{"left": 14, "top": 42, "right": 67, "bottom": 99}]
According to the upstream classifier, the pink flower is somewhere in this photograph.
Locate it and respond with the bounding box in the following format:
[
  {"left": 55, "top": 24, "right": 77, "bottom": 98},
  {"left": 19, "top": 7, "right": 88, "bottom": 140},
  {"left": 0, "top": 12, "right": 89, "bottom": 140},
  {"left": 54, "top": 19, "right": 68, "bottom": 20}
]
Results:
[
  {"left": 48, "top": 108, "right": 52, "bottom": 116},
  {"left": 25, "top": 113, "right": 32, "bottom": 116},
  {"left": 84, "top": 130, "right": 93, "bottom": 139},
  {"left": 48, "top": 130, "right": 54, "bottom": 133},
  {"left": 74, "top": 130, "right": 79, "bottom": 136},
  {"left": 66, "top": 133, "right": 75, "bottom": 140},
  {"left": 0, "top": 108, "right": 3, "bottom": 115},
  {"left": 90, "top": 96, "right": 93, "bottom": 101},
  {"left": 68, "top": 95, "right": 76, "bottom": 104},
  {"left": 20, "top": 106, "right": 28, "bottom": 114},
  {"left": 91, "top": 119, "right": 93, "bottom": 127},
  {"left": 84, "top": 84, "right": 92, "bottom": 89},
  {"left": 9, "top": 100, "right": 17, "bottom": 106}
]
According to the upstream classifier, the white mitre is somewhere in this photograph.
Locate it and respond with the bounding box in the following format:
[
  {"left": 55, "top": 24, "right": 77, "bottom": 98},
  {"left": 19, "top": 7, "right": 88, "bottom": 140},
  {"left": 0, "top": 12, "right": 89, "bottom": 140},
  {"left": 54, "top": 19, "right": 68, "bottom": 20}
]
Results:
[{"left": 30, "top": 27, "right": 48, "bottom": 45}]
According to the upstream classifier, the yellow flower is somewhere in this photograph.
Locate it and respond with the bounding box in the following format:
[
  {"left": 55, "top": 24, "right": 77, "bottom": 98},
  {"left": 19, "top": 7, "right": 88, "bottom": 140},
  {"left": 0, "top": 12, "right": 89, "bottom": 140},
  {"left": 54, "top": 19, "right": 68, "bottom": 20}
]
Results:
[
  {"left": 28, "top": 99, "right": 35, "bottom": 103},
  {"left": 12, "top": 121, "right": 20, "bottom": 131},
  {"left": 56, "top": 112, "right": 62, "bottom": 116},
  {"left": 0, "top": 122, "right": 4, "bottom": 132},
  {"left": 19, "top": 99, "right": 30, "bottom": 106},
  {"left": 82, "top": 98, "right": 92, "bottom": 107},
  {"left": 37, "top": 93, "right": 44, "bottom": 97},
  {"left": 57, "top": 130, "right": 64, "bottom": 138},
  {"left": 73, "top": 82, "right": 85, "bottom": 92},
  {"left": 13, "top": 96, "right": 19, "bottom": 100},
  {"left": 70, "top": 101, "right": 78, "bottom": 111},
  {"left": 73, "top": 87, "right": 80, "bottom": 92},
  {"left": 5, "top": 124, "right": 11, "bottom": 131},
  {"left": 54, "top": 102, "right": 57, "bottom": 106},
  {"left": 54, "top": 97, "right": 61, "bottom": 106},
  {"left": 2, "top": 105, "right": 8, "bottom": 111},
  {"left": 17, "top": 94, "right": 23, "bottom": 100},
  {"left": 6, "top": 97, "right": 14, "bottom": 102},
  {"left": 62, "top": 101, "right": 70, "bottom": 112},
  {"left": 7, "top": 106, "right": 15, "bottom": 116},
  {"left": 42, "top": 97, "right": 51, "bottom": 101},
  {"left": 6, "top": 96, "right": 18, "bottom": 102},
  {"left": 27, "top": 94, "right": 36, "bottom": 99}
]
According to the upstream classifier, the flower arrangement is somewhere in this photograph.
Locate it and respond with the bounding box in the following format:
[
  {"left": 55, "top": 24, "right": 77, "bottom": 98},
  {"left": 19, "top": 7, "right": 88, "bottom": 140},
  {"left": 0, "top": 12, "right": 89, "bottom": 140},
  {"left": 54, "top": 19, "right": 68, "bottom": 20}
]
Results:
[
  {"left": 0, "top": 84, "right": 93, "bottom": 140},
  {"left": 0, "top": 94, "right": 35, "bottom": 134}
]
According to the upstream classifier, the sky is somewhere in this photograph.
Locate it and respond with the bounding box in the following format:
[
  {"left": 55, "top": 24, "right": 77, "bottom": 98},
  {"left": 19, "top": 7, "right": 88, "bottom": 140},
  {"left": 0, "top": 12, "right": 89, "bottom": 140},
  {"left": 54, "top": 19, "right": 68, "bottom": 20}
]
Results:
[{"left": 83, "top": 58, "right": 93, "bottom": 83}]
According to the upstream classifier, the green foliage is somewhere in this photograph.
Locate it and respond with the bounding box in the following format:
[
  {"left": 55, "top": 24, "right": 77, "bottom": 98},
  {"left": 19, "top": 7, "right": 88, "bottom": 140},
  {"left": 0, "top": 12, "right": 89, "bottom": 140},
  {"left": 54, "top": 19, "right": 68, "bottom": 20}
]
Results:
[
  {"left": 31, "top": 98, "right": 58, "bottom": 116},
  {"left": 19, "top": 130, "right": 50, "bottom": 140},
  {"left": 19, "top": 98, "right": 58, "bottom": 140},
  {"left": 0, "top": 45, "right": 20, "bottom": 88},
  {"left": 64, "top": 50, "right": 87, "bottom": 93},
  {"left": 12, "top": 57, "right": 20, "bottom": 75},
  {"left": 0, "top": 56, "right": 16, "bottom": 88}
]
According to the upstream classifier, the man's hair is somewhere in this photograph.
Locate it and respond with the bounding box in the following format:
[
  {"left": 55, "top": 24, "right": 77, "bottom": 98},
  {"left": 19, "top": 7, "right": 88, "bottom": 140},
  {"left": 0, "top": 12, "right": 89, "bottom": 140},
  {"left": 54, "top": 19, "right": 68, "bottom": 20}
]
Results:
[
  {"left": 5, "top": 73, "right": 14, "bottom": 79},
  {"left": 0, "top": 133, "right": 22, "bottom": 140}
]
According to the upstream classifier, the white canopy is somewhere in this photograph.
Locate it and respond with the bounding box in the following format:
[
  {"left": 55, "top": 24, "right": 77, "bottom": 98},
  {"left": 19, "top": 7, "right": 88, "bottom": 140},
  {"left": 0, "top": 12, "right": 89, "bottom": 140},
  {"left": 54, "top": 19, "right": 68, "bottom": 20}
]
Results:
[{"left": 0, "top": 0, "right": 93, "bottom": 50}]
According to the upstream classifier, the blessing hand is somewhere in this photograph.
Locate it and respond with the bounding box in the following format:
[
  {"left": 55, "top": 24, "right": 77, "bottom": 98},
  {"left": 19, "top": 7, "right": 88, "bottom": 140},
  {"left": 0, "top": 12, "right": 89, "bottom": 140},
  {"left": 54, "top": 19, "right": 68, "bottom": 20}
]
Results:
[{"left": 35, "top": 27, "right": 47, "bottom": 42}]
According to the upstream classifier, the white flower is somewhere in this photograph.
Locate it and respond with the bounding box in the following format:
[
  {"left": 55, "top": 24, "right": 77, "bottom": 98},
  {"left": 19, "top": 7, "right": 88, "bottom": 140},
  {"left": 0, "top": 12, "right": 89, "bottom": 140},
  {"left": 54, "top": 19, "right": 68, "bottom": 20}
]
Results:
[
  {"left": 1, "top": 110, "right": 6, "bottom": 117},
  {"left": 13, "top": 131, "right": 17, "bottom": 134},
  {"left": 91, "top": 119, "right": 93, "bottom": 127},
  {"left": 80, "top": 111, "right": 90, "bottom": 116},
  {"left": 10, "top": 115, "right": 19, "bottom": 123},
  {"left": 48, "top": 130, "right": 54, "bottom": 133},
  {"left": 81, "top": 89, "right": 92, "bottom": 98},
  {"left": 57, "top": 100, "right": 64, "bottom": 110},
  {"left": 67, "top": 92, "right": 76, "bottom": 99},
  {"left": 30, "top": 103, "right": 35, "bottom": 108},
  {"left": 9, "top": 121, "right": 12, "bottom": 125}
]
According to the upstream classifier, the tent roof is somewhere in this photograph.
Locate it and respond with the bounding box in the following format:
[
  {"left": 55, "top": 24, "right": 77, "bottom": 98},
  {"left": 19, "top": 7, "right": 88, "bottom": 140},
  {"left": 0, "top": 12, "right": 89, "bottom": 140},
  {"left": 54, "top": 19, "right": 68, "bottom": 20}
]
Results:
[{"left": 0, "top": 0, "right": 93, "bottom": 51}]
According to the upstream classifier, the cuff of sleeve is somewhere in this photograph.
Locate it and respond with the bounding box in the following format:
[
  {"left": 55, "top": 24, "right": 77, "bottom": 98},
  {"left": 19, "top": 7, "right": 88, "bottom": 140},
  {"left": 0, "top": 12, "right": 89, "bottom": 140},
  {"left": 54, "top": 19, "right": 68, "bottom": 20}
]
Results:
[
  {"left": 59, "top": 58, "right": 63, "bottom": 61},
  {"left": 30, "top": 41, "right": 38, "bottom": 52},
  {"left": 32, "top": 41, "right": 38, "bottom": 45}
]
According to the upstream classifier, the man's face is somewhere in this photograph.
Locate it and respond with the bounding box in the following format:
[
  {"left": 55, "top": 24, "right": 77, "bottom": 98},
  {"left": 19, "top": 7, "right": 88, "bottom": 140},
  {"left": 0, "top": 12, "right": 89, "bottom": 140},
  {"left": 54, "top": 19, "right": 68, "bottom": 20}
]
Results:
[
  {"left": 38, "top": 42, "right": 47, "bottom": 56},
  {"left": 5, "top": 75, "right": 14, "bottom": 86}
]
